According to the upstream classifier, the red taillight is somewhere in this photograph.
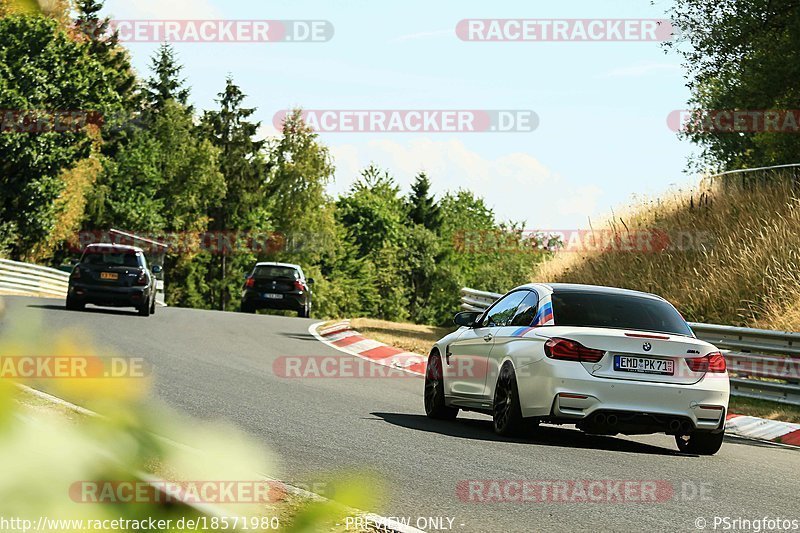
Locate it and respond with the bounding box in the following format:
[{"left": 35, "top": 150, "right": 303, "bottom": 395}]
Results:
[
  {"left": 544, "top": 338, "right": 605, "bottom": 363},
  {"left": 136, "top": 271, "right": 148, "bottom": 286},
  {"left": 71, "top": 268, "right": 80, "bottom": 280},
  {"left": 245, "top": 277, "right": 255, "bottom": 288},
  {"left": 685, "top": 351, "right": 726, "bottom": 373},
  {"left": 294, "top": 280, "right": 306, "bottom": 292}
]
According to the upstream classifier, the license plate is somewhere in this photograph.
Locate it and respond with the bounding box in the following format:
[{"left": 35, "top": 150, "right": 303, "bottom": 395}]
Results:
[
  {"left": 614, "top": 355, "right": 674, "bottom": 375},
  {"left": 263, "top": 293, "right": 283, "bottom": 300},
  {"left": 100, "top": 272, "right": 118, "bottom": 280}
]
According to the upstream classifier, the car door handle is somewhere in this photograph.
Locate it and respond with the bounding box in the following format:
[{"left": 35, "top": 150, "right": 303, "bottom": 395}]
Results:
[{"left": 483, "top": 334, "right": 493, "bottom": 342}]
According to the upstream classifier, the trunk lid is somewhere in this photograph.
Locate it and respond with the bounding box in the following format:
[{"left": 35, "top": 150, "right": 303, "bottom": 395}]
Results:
[
  {"left": 536, "top": 326, "right": 719, "bottom": 385},
  {"left": 81, "top": 264, "right": 143, "bottom": 288},
  {"left": 253, "top": 276, "right": 297, "bottom": 293}
]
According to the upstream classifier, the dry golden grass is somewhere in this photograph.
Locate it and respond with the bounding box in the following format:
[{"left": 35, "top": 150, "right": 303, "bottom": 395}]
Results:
[
  {"left": 534, "top": 174, "right": 800, "bottom": 330},
  {"left": 349, "top": 318, "right": 456, "bottom": 356}
]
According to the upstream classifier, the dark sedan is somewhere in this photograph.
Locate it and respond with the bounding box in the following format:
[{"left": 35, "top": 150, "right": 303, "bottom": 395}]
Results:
[
  {"left": 240, "top": 262, "right": 313, "bottom": 317},
  {"left": 66, "top": 244, "right": 161, "bottom": 317}
]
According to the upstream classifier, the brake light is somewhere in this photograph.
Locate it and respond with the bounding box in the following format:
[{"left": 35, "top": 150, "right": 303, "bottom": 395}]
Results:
[
  {"left": 294, "top": 280, "right": 306, "bottom": 292},
  {"left": 624, "top": 332, "right": 670, "bottom": 340},
  {"left": 245, "top": 277, "right": 255, "bottom": 288},
  {"left": 136, "top": 271, "right": 148, "bottom": 286},
  {"left": 685, "top": 351, "right": 726, "bottom": 373},
  {"left": 544, "top": 338, "right": 605, "bottom": 363},
  {"left": 71, "top": 268, "right": 80, "bottom": 280}
]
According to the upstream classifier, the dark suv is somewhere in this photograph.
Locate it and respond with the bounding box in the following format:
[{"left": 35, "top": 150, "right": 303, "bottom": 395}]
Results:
[
  {"left": 66, "top": 244, "right": 161, "bottom": 317},
  {"left": 240, "top": 262, "right": 313, "bottom": 317}
]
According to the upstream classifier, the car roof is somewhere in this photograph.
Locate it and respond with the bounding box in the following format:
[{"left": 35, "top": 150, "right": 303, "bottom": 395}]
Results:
[
  {"left": 84, "top": 243, "right": 144, "bottom": 253},
  {"left": 254, "top": 262, "right": 303, "bottom": 270},
  {"left": 516, "top": 282, "right": 665, "bottom": 301}
]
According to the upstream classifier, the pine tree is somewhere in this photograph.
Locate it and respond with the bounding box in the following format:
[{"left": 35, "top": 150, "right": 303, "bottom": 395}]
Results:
[
  {"left": 202, "top": 76, "right": 268, "bottom": 230},
  {"left": 75, "top": 0, "right": 141, "bottom": 148},
  {"left": 146, "top": 44, "right": 191, "bottom": 113},
  {"left": 201, "top": 76, "right": 270, "bottom": 310},
  {"left": 407, "top": 172, "right": 441, "bottom": 231}
]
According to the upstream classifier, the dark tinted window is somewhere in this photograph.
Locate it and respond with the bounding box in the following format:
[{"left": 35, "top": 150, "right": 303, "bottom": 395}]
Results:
[
  {"left": 82, "top": 250, "right": 141, "bottom": 268},
  {"left": 509, "top": 291, "right": 539, "bottom": 327},
  {"left": 482, "top": 291, "right": 527, "bottom": 327},
  {"left": 551, "top": 291, "right": 692, "bottom": 336},
  {"left": 253, "top": 266, "right": 300, "bottom": 279}
]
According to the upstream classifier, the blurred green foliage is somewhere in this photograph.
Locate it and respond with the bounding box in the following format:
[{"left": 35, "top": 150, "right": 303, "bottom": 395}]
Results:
[{"left": 0, "top": 303, "right": 380, "bottom": 531}]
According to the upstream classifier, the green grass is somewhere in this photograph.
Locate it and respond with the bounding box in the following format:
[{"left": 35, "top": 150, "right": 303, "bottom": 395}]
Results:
[{"left": 728, "top": 395, "right": 800, "bottom": 424}]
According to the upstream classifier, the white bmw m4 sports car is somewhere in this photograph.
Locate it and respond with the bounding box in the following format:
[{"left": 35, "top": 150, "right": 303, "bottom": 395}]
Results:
[{"left": 425, "top": 284, "right": 730, "bottom": 455}]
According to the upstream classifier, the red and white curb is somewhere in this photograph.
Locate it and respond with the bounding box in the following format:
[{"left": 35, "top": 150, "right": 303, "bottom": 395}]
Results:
[
  {"left": 312, "top": 321, "right": 800, "bottom": 449},
  {"left": 725, "top": 413, "right": 800, "bottom": 446},
  {"left": 310, "top": 321, "right": 428, "bottom": 377}
]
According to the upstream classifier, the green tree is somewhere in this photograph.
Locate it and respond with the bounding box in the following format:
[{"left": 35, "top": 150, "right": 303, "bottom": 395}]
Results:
[
  {"left": 267, "top": 110, "right": 334, "bottom": 228},
  {"left": 202, "top": 76, "right": 269, "bottom": 231},
  {"left": 145, "top": 43, "right": 190, "bottom": 114},
  {"left": 0, "top": 14, "right": 120, "bottom": 257},
  {"left": 402, "top": 223, "right": 441, "bottom": 323},
  {"left": 406, "top": 172, "right": 441, "bottom": 231},
  {"left": 336, "top": 165, "right": 406, "bottom": 257},
  {"left": 666, "top": 0, "right": 800, "bottom": 171},
  {"left": 75, "top": 0, "right": 138, "bottom": 109},
  {"left": 74, "top": 0, "right": 141, "bottom": 150},
  {"left": 87, "top": 129, "right": 166, "bottom": 231},
  {"left": 201, "top": 76, "right": 270, "bottom": 310},
  {"left": 267, "top": 109, "right": 336, "bottom": 264}
]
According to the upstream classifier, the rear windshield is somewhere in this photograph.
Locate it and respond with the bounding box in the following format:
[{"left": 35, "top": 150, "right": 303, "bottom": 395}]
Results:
[
  {"left": 253, "top": 266, "right": 300, "bottom": 279},
  {"left": 551, "top": 291, "right": 693, "bottom": 336},
  {"left": 81, "top": 250, "right": 141, "bottom": 268}
]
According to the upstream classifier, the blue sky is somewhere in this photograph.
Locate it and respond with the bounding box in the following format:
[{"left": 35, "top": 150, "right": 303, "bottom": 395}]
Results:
[{"left": 103, "top": 0, "right": 697, "bottom": 229}]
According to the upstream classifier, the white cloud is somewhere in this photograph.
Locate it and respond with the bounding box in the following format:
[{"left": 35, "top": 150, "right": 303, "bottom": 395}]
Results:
[
  {"left": 602, "top": 61, "right": 681, "bottom": 78},
  {"left": 327, "top": 138, "right": 602, "bottom": 228}
]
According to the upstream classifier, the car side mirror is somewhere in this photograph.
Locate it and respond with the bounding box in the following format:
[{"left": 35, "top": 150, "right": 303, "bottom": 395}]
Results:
[
  {"left": 454, "top": 311, "right": 482, "bottom": 328},
  {"left": 307, "top": 278, "right": 315, "bottom": 285},
  {"left": 151, "top": 265, "right": 163, "bottom": 274}
]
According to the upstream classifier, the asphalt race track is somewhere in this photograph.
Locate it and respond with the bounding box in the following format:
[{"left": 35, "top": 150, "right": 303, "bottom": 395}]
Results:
[{"left": 2, "top": 296, "right": 799, "bottom": 532}]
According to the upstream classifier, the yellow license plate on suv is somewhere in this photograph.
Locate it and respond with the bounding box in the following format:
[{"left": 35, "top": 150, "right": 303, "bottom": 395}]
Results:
[{"left": 100, "top": 272, "right": 118, "bottom": 280}]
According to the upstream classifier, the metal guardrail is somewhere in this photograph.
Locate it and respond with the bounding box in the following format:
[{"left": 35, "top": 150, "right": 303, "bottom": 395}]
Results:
[
  {"left": 460, "top": 287, "right": 800, "bottom": 406},
  {"left": 0, "top": 258, "right": 69, "bottom": 297}
]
